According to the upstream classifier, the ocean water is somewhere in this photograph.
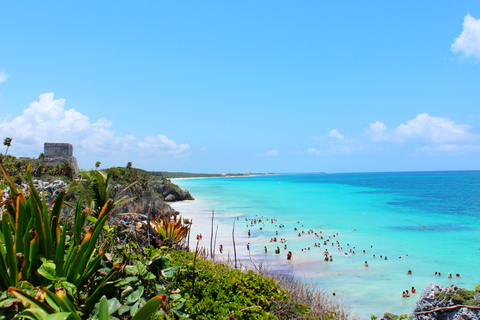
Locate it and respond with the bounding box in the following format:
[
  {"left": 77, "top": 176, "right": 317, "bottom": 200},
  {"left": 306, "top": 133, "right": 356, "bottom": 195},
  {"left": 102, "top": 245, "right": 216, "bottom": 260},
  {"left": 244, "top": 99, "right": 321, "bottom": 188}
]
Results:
[{"left": 173, "top": 172, "right": 480, "bottom": 318}]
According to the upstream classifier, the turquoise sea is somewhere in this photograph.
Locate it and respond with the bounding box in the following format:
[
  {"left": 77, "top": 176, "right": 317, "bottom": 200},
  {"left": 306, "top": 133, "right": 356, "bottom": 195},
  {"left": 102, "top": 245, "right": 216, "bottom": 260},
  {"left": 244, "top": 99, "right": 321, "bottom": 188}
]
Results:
[{"left": 173, "top": 171, "right": 480, "bottom": 318}]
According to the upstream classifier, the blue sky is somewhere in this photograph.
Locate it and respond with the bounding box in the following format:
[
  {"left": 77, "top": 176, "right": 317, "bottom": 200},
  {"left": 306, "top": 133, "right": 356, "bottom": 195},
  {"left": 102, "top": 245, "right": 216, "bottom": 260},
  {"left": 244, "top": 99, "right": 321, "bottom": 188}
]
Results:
[{"left": 1, "top": 1, "right": 480, "bottom": 173}]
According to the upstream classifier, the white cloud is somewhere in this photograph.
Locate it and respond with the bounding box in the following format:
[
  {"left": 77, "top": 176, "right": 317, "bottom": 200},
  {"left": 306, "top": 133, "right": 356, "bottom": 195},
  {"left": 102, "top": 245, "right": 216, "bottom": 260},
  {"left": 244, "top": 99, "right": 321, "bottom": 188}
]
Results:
[
  {"left": 365, "top": 113, "right": 479, "bottom": 154},
  {"left": 451, "top": 14, "right": 480, "bottom": 59},
  {"left": 365, "top": 120, "right": 388, "bottom": 141},
  {"left": 0, "top": 93, "right": 191, "bottom": 165},
  {"left": 328, "top": 129, "right": 345, "bottom": 140},
  {"left": 0, "top": 72, "right": 8, "bottom": 84},
  {"left": 308, "top": 129, "right": 360, "bottom": 155},
  {"left": 307, "top": 148, "right": 322, "bottom": 155},
  {"left": 394, "top": 113, "right": 474, "bottom": 144},
  {"left": 366, "top": 113, "right": 476, "bottom": 145},
  {"left": 265, "top": 149, "right": 279, "bottom": 156}
]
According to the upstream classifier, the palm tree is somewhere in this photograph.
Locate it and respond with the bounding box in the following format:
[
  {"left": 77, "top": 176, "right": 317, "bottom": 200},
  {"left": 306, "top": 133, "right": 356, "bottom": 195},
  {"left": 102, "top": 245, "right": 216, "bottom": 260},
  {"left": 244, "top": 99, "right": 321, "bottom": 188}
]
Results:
[
  {"left": 95, "top": 161, "right": 101, "bottom": 170},
  {"left": 39, "top": 153, "right": 46, "bottom": 160},
  {"left": 3, "top": 137, "right": 12, "bottom": 155},
  {"left": 68, "top": 168, "right": 136, "bottom": 215}
]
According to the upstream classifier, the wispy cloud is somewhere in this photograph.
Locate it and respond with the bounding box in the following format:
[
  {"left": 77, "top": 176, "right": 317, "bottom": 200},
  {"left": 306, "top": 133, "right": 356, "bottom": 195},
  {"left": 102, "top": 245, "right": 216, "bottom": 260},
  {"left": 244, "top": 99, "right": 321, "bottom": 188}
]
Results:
[
  {"left": 328, "top": 129, "right": 345, "bottom": 140},
  {"left": 308, "top": 129, "right": 360, "bottom": 155},
  {"left": 0, "top": 93, "right": 190, "bottom": 164},
  {"left": 365, "top": 113, "right": 479, "bottom": 154},
  {"left": 0, "top": 72, "right": 8, "bottom": 84},
  {"left": 264, "top": 149, "right": 279, "bottom": 156},
  {"left": 451, "top": 13, "right": 480, "bottom": 60}
]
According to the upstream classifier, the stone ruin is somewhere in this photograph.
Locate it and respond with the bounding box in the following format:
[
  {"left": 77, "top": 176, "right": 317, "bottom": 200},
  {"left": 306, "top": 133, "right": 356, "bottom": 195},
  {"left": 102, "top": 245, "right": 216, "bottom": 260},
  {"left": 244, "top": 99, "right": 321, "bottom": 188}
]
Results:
[{"left": 39, "top": 143, "right": 80, "bottom": 173}]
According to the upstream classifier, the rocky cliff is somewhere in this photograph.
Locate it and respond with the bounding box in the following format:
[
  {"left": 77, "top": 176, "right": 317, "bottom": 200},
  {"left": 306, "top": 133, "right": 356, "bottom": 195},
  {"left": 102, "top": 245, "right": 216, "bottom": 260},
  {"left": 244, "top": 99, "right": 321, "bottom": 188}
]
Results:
[
  {"left": 153, "top": 182, "right": 194, "bottom": 202},
  {"left": 411, "top": 284, "right": 480, "bottom": 320}
]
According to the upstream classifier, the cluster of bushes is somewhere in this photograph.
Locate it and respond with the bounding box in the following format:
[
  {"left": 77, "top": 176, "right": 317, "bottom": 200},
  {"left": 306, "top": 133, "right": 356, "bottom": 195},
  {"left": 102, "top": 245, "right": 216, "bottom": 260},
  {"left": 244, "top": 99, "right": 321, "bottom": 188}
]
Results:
[
  {"left": 434, "top": 287, "right": 480, "bottom": 306},
  {"left": 0, "top": 154, "right": 73, "bottom": 189}
]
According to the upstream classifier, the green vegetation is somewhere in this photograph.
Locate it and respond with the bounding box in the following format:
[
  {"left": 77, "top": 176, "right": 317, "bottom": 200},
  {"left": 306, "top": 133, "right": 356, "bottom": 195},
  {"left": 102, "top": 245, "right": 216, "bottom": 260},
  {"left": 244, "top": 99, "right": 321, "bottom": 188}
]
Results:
[
  {"left": 167, "top": 250, "right": 288, "bottom": 319},
  {"left": 0, "top": 154, "right": 74, "bottom": 190},
  {"left": 68, "top": 168, "right": 136, "bottom": 215},
  {"left": 434, "top": 287, "right": 479, "bottom": 306}
]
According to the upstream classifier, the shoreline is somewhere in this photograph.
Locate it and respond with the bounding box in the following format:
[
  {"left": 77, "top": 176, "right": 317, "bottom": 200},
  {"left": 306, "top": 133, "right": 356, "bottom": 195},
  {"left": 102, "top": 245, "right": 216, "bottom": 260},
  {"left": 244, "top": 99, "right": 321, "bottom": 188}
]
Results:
[
  {"left": 169, "top": 197, "right": 453, "bottom": 319},
  {"left": 170, "top": 198, "right": 355, "bottom": 310},
  {"left": 169, "top": 171, "right": 480, "bottom": 319}
]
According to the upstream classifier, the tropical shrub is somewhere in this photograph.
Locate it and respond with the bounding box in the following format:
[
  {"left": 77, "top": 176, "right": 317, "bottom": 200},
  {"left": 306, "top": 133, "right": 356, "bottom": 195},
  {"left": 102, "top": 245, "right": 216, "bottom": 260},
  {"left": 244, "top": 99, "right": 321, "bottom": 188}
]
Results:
[
  {"left": 434, "top": 288, "right": 478, "bottom": 306},
  {"left": 165, "top": 250, "right": 288, "bottom": 319}
]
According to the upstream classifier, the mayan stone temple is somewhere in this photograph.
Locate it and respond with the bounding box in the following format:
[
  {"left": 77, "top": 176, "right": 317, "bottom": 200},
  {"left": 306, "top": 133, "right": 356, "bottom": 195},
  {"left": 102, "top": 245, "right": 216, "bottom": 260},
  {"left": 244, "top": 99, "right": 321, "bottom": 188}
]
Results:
[{"left": 40, "top": 142, "right": 80, "bottom": 173}]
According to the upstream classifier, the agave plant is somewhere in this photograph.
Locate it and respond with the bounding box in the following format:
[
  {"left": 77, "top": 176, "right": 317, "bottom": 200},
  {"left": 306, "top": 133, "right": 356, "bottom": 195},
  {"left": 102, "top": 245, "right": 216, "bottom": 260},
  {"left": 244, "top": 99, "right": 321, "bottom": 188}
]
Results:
[
  {"left": 148, "top": 213, "right": 190, "bottom": 245},
  {"left": 0, "top": 164, "right": 123, "bottom": 318},
  {"left": 8, "top": 289, "right": 166, "bottom": 320}
]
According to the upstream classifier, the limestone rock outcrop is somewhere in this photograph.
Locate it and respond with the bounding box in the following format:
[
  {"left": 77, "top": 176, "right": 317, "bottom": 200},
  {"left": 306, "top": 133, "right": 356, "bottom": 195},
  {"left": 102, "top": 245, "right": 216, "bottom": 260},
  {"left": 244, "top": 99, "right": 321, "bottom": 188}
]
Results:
[
  {"left": 153, "top": 183, "right": 194, "bottom": 202},
  {"left": 412, "top": 284, "right": 480, "bottom": 320}
]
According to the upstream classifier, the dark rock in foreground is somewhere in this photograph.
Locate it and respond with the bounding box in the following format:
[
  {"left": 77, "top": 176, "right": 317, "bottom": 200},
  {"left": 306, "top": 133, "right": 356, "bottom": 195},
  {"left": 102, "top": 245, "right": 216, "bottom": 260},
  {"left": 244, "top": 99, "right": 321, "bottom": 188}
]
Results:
[{"left": 412, "top": 284, "right": 480, "bottom": 320}]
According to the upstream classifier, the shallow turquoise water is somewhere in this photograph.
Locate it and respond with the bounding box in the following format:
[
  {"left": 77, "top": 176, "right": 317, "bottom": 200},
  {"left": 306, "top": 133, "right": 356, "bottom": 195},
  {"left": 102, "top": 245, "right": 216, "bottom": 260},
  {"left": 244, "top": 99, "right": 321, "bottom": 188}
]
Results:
[{"left": 174, "top": 172, "right": 480, "bottom": 318}]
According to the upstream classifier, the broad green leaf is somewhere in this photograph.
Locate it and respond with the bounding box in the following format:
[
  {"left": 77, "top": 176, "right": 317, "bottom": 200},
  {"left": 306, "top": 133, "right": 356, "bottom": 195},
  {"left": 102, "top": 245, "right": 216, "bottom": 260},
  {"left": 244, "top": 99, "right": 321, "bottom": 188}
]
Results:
[
  {"left": 38, "top": 262, "right": 57, "bottom": 281},
  {"left": 98, "top": 296, "right": 109, "bottom": 320},
  {"left": 118, "top": 305, "right": 130, "bottom": 316},
  {"left": 161, "top": 267, "right": 178, "bottom": 278},
  {"left": 125, "top": 266, "right": 139, "bottom": 276},
  {"left": 125, "top": 286, "right": 144, "bottom": 305},
  {"left": 131, "top": 295, "right": 165, "bottom": 320},
  {"left": 106, "top": 298, "right": 122, "bottom": 315},
  {"left": 60, "top": 281, "right": 76, "bottom": 297},
  {"left": 121, "top": 286, "right": 134, "bottom": 298},
  {"left": 136, "top": 261, "right": 148, "bottom": 278},
  {"left": 129, "top": 301, "right": 140, "bottom": 318},
  {"left": 113, "top": 276, "right": 138, "bottom": 287},
  {"left": 45, "top": 312, "right": 82, "bottom": 320},
  {"left": 87, "top": 216, "right": 98, "bottom": 224},
  {"left": 169, "top": 293, "right": 182, "bottom": 301},
  {"left": 12, "top": 308, "right": 48, "bottom": 320}
]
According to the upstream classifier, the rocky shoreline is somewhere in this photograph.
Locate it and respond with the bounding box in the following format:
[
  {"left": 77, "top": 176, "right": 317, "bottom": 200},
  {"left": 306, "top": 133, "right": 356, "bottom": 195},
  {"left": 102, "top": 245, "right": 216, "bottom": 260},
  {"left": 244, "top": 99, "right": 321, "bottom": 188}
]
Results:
[{"left": 1, "top": 177, "right": 195, "bottom": 217}]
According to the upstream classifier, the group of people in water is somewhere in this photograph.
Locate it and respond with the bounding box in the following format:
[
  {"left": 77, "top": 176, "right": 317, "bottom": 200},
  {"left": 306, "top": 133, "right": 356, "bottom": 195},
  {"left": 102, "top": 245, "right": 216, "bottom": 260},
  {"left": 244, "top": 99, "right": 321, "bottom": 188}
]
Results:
[
  {"left": 402, "top": 287, "right": 416, "bottom": 298},
  {"left": 220, "top": 214, "right": 469, "bottom": 301},
  {"left": 242, "top": 216, "right": 409, "bottom": 265}
]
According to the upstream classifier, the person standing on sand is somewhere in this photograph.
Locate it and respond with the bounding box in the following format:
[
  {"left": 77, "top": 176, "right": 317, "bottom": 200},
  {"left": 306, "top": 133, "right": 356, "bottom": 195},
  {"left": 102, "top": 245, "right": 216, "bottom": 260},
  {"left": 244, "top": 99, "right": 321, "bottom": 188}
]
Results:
[{"left": 219, "top": 244, "right": 223, "bottom": 253}]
